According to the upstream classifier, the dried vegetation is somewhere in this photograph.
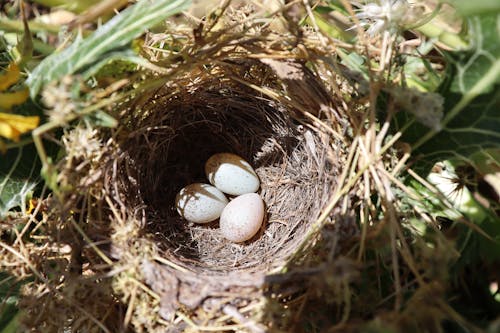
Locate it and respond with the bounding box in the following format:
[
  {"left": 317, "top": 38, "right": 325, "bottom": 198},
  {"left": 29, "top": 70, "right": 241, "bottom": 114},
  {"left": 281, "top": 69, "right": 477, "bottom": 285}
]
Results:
[{"left": 0, "top": 1, "right": 492, "bottom": 333}]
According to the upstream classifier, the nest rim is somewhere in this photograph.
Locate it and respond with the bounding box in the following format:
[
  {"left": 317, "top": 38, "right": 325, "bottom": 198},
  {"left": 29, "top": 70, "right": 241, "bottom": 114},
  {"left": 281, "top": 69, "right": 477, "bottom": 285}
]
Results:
[{"left": 108, "top": 59, "right": 343, "bottom": 276}]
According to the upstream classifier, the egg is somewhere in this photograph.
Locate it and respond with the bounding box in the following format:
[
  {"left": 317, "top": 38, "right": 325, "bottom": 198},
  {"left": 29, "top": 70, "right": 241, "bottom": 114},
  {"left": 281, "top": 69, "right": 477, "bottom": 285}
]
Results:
[
  {"left": 175, "top": 183, "right": 228, "bottom": 224},
  {"left": 205, "top": 153, "right": 260, "bottom": 196},
  {"left": 220, "top": 193, "right": 265, "bottom": 242}
]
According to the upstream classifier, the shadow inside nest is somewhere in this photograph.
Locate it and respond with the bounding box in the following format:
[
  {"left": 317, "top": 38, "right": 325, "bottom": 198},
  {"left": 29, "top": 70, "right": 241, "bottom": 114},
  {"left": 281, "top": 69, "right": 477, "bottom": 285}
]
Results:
[
  {"left": 121, "top": 93, "right": 306, "bottom": 268},
  {"left": 105, "top": 58, "right": 345, "bottom": 328},
  {"left": 115, "top": 71, "right": 340, "bottom": 274}
]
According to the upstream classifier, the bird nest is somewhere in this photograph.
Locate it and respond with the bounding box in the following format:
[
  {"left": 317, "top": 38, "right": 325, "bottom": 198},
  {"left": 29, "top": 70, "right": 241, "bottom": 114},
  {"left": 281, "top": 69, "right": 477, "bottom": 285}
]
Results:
[
  {"left": 123, "top": 64, "right": 340, "bottom": 272},
  {"left": 24, "top": 11, "right": 355, "bottom": 332},
  {"left": 102, "top": 57, "right": 347, "bottom": 329}
]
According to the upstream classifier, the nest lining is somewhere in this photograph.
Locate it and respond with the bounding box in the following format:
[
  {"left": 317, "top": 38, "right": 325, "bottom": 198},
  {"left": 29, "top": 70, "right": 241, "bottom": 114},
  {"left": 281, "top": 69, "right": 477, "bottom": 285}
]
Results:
[{"left": 116, "top": 61, "right": 341, "bottom": 274}]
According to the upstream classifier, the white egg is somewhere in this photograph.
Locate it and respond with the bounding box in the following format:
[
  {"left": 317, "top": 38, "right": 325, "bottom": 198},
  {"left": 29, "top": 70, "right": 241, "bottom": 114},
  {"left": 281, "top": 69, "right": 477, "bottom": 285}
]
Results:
[
  {"left": 220, "top": 193, "right": 265, "bottom": 243},
  {"left": 205, "top": 153, "right": 260, "bottom": 196},
  {"left": 175, "top": 183, "right": 228, "bottom": 224}
]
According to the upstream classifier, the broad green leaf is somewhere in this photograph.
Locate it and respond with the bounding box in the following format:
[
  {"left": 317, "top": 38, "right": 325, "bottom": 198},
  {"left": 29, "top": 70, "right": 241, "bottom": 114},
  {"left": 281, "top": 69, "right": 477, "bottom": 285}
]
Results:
[
  {"left": 453, "top": 209, "right": 500, "bottom": 269},
  {"left": 469, "top": 148, "right": 500, "bottom": 175},
  {"left": 402, "top": 88, "right": 499, "bottom": 171},
  {"left": 450, "top": 14, "right": 500, "bottom": 95},
  {"left": 395, "top": 14, "right": 500, "bottom": 173},
  {"left": 27, "top": 0, "right": 191, "bottom": 98},
  {"left": 408, "top": 161, "right": 500, "bottom": 271},
  {"left": 0, "top": 144, "right": 40, "bottom": 218}
]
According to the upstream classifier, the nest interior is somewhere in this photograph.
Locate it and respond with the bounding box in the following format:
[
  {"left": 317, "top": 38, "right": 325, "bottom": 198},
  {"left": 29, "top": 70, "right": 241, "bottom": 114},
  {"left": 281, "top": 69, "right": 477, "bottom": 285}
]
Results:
[{"left": 117, "top": 60, "right": 341, "bottom": 275}]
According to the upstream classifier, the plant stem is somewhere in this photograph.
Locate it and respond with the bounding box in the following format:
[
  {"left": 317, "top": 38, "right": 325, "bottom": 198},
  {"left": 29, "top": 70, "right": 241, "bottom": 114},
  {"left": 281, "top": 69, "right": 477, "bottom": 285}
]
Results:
[
  {"left": 416, "top": 22, "right": 468, "bottom": 50},
  {"left": 30, "top": 0, "right": 102, "bottom": 13},
  {"left": 3, "top": 33, "right": 55, "bottom": 56},
  {"left": 0, "top": 17, "right": 60, "bottom": 34}
]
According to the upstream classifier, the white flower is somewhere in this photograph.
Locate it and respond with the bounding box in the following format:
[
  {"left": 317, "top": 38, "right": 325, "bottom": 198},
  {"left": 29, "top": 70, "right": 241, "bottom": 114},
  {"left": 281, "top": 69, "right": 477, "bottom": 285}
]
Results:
[{"left": 356, "top": 0, "right": 412, "bottom": 36}]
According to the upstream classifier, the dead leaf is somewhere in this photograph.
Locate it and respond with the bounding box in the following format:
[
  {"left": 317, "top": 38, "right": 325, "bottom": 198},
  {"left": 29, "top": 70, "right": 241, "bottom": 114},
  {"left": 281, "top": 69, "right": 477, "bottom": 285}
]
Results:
[
  {"left": 0, "top": 112, "right": 40, "bottom": 141},
  {"left": 0, "top": 89, "right": 30, "bottom": 109},
  {"left": 0, "top": 63, "right": 21, "bottom": 91}
]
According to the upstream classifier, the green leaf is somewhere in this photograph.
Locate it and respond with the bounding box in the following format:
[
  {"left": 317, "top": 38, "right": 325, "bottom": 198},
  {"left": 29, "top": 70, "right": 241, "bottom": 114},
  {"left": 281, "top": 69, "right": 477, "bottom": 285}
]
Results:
[
  {"left": 0, "top": 273, "right": 22, "bottom": 332},
  {"left": 403, "top": 40, "right": 442, "bottom": 91},
  {"left": 402, "top": 88, "right": 499, "bottom": 171},
  {"left": 0, "top": 313, "right": 19, "bottom": 333},
  {"left": 469, "top": 148, "right": 500, "bottom": 175},
  {"left": 450, "top": 15, "right": 500, "bottom": 95},
  {"left": 449, "top": 0, "right": 500, "bottom": 16},
  {"left": 26, "top": 0, "right": 192, "bottom": 98},
  {"left": 84, "top": 110, "right": 118, "bottom": 128},
  {"left": 80, "top": 48, "right": 163, "bottom": 80},
  {"left": 395, "top": 14, "right": 500, "bottom": 173},
  {"left": 453, "top": 210, "right": 500, "bottom": 269},
  {"left": 0, "top": 144, "right": 40, "bottom": 218}
]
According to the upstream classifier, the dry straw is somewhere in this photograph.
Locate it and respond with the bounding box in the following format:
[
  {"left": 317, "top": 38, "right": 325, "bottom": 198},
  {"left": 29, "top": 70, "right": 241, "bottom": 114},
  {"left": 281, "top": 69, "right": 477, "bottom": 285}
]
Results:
[
  {"left": 2, "top": 3, "right": 368, "bottom": 332},
  {"left": 105, "top": 18, "right": 353, "bottom": 330}
]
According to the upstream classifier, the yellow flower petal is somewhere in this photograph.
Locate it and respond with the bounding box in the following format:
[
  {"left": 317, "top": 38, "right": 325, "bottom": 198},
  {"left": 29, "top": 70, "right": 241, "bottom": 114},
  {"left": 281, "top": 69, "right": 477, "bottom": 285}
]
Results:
[
  {"left": 0, "top": 63, "right": 21, "bottom": 91},
  {"left": 0, "top": 89, "right": 30, "bottom": 110},
  {"left": 27, "top": 198, "right": 37, "bottom": 214},
  {"left": 0, "top": 112, "right": 39, "bottom": 141}
]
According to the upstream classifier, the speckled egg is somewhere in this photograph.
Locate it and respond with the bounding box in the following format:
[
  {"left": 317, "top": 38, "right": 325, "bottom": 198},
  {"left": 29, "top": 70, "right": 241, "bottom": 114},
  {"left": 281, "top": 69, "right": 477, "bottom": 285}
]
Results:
[
  {"left": 220, "top": 193, "right": 265, "bottom": 243},
  {"left": 175, "top": 183, "right": 228, "bottom": 224},
  {"left": 205, "top": 153, "right": 260, "bottom": 196}
]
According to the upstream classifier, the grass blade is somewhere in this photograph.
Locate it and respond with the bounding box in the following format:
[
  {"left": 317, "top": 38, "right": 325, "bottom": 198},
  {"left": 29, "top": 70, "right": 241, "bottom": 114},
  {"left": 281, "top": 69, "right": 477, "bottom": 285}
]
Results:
[{"left": 27, "top": 0, "right": 191, "bottom": 97}]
